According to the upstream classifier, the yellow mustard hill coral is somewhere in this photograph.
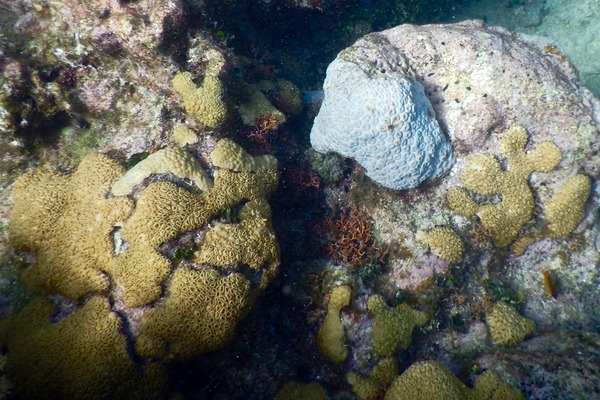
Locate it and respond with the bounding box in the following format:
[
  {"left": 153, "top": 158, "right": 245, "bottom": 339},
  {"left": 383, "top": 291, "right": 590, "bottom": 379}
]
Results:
[
  {"left": 511, "top": 173, "right": 592, "bottom": 255},
  {"left": 317, "top": 285, "right": 352, "bottom": 363},
  {"left": 172, "top": 124, "right": 198, "bottom": 146},
  {"left": 367, "top": 295, "right": 429, "bottom": 357},
  {"left": 384, "top": 361, "right": 524, "bottom": 400},
  {"left": 0, "top": 296, "right": 166, "bottom": 400},
  {"left": 416, "top": 226, "right": 464, "bottom": 263},
  {"left": 544, "top": 174, "right": 591, "bottom": 238},
  {"left": 8, "top": 153, "right": 133, "bottom": 300},
  {"left": 486, "top": 301, "right": 535, "bottom": 346},
  {"left": 274, "top": 381, "right": 328, "bottom": 400},
  {"left": 447, "top": 126, "right": 561, "bottom": 248},
  {"left": 347, "top": 357, "right": 399, "bottom": 400},
  {"left": 135, "top": 267, "right": 251, "bottom": 361},
  {"left": 111, "top": 146, "right": 212, "bottom": 196},
  {"left": 172, "top": 71, "right": 228, "bottom": 128},
  {"left": 210, "top": 137, "right": 278, "bottom": 171}
]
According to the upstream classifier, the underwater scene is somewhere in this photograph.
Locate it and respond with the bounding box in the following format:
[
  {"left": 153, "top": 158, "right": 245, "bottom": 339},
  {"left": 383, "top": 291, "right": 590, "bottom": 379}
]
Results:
[{"left": 0, "top": 0, "right": 598, "bottom": 399}]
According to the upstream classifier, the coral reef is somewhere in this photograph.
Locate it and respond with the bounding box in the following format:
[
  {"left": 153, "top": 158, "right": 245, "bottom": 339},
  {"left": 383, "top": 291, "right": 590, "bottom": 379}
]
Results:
[
  {"left": 171, "top": 125, "right": 199, "bottom": 147},
  {"left": 195, "top": 199, "right": 279, "bottom": 288},
  {"left": 0, "top": 296, "right": 165, "bottom": 399},
  {"left": 310, "top": 47, "right": 455, "bottom": 190},
  {"left": 385, "top": 361, "right": 524, "bottom": 400},
  {"left": 317, "top": 285, "right": 352, "bottom": 363},
  {"left": 486, "top": 301, "right": 536, "bottom": 346},
  {"left": 367, "top": 295, "right": 429, "bottom": 357},
  {"left": 512, "top": 173, "right": 592, "bottom": 255},
  {"left": 237, "top": 79, "right": 303, "bottom": 126},
  {"left": 135, "top": 267, "right": 251, "bottom": 361},
  {"left": 210, "top": 137, "right": 278, "bottom": 171},
  {"left": 447, "top": 126, "right": 561, "bottom": 249},
  {"left": 3, "top": 139, "right": 280, "bottom": 396},
  {"left": 347, "top": 357, "right": 399, "bottom": 400},
  {"left": 111, "top": 146, "right": 212, "bottom": 196},
  {"left": 172, "top": 71, "right": 228, "bottom": 128},
  {"left": 8, "top": 153, "right": 133, "bottom": 299},
  {"left": 416, "top": 226, "right": 464, "bottom": 263},
  {"left": 1, "top": 2, "right": 599, "bottom": 398}
]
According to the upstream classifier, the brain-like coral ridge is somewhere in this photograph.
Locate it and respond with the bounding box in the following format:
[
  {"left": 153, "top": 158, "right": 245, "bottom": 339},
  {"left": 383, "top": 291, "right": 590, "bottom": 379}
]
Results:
[
  {"left": 486, "top": 301, "right": 535, "bottom": 347},
  {"left": 111, "top": 146, "right": 212, "bottom": 196},
  {"left": 385, "top": 360, "right": 524, "bottom": 400},
  {"left": 172, "top": 71, "right": 227, "bottom": 128},
  {"left": 0, "top": 296, "right": 166, "bottom": 399},
  {"left": 310, "top": 56, "right": 454, "bottom": 190},
  {"left": 9, "top": 153, "right": 134, "bottom": 299},
  {"left": 5, "top": 139, "right": 280, "bottom": 397}
]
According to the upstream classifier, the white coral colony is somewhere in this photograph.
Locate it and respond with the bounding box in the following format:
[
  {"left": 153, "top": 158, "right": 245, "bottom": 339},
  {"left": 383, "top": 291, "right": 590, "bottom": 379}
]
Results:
[{"left": 310, "top": 56, "right": 454, "bottom": 190}]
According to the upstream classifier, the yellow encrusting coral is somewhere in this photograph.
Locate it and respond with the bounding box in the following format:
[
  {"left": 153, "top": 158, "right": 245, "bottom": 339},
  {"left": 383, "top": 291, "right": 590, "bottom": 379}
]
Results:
[
  {"left": 195, "top": 199, "right": 279, "bottom": 289},
  {"left": 447, "top": 126, "right": 562, "bottom": 249},
  {"left": 210, "top": 138, "right": 278, "bottom": 171},
  {"left": 111, "top": 147, "right": 212, "bottom": 196},
  {"left": 486, "top": 301, "right": 535, "bottom": 346},
  {"left": 172, "top": 124, "right": 198, "bottom": 146},
  {"left": 511, "top": 173, "right": 592, "bottom": 255},
  {"left": 135, "top": 267, "right": 251, "bottom": 361},
  {"left": 368, "top": 295, "right": 429, "bottom": 357},
  {"left": 416, "top": 226, "right": 464, "bottom": 263},
  {"left": 0, "top": 296, "right": 165, "bottom": 400},
  {"left": 111, "top": 145, "right": 279, "bottom": 308},
  {"left": 9, "top": 153, "right": 133, "bottom": 299},
  {"left": 172, "top": 71, "right": 228, "bottom": 128},
  {"left": 347, "top": 357, "right": 399, "bottom": 400},
  {"left": 317, "top": 285, "right": 352, "bottom": 363},
  {"left": 5, "top": 137, "right": 281, "bottom": 398},
  {"left": 384, "top": 361, "right": 524, "bottom": 400},
  {"left": 543, "top": 174, "right": 591, "bottom": 238}
]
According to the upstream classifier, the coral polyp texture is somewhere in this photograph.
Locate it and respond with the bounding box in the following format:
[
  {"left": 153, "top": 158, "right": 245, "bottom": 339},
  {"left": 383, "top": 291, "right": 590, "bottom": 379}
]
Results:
[
  {"left": 317, "top": 285, "right": 352, "bottom": 363},
  {"left": 367, "top": 295, "right": 429, "bottom": 357},
  {"left": 384, "top": 361, "right": 524, "bottom": 400},
  {"left": 347, "top": 357, "right": 399, "bottom": 400},
  {"left": 512, "top": 173, "right": 592, "bottom": 255},
  {"left": 210, "top": 137, "right": 278, "bottom": 171},
  {"left": 172, "top": 71, "right": 228, "bottom": 128},
  {"left": 0, "top": 296, "right": 165, "bottom": 400},
  {"left": 486, "top": 301, "right": 536, "bottom": 347},
  {"left": 416, "top": 226, "right": 464, "bottom": 263},
  {"left": 4, "top": 139, "right": 280, "bottom": 397},
  {"left": 447, "top": 126, "right": 563, "bottom": 250},
  {"left": 8, "top": 153, "right": 133, "bottom": 299},
  {"left": 135, "top": 267, "right": 251, "bottom": 361},
  {"left": 310, "top": 41, "right": 455, "bottom": 190},
  {"left": 110, "top": 146, "right": 212, "bottom": 196}
]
